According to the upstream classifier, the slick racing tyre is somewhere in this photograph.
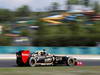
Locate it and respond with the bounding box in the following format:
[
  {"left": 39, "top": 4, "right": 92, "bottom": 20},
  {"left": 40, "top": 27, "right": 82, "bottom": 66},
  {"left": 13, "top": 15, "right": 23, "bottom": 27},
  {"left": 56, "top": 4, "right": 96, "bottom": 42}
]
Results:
[
  {"left": 66, "top": 57, "right": 76, "bottom": 66},
  {"left": 16, "top": 58, "right": 24, "bottom": 66},
  {"left": 29, "top": 57, "right": 37, "bottom": 67}
]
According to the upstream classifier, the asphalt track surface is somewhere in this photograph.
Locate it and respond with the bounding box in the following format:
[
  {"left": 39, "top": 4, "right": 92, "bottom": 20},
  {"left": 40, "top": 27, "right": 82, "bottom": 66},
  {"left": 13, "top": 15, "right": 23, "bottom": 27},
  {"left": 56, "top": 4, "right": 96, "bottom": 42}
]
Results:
[{"left": 0, "top": 60, "right": 100, "bottom": 67}]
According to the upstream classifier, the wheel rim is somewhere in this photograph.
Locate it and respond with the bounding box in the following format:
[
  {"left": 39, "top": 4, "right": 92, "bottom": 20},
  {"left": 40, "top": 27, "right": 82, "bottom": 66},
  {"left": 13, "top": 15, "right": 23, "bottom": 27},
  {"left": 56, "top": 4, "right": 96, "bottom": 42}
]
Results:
[
  {"left": 69, "top": 59, "right": 74, "bottom": 64},
  {"left": 31, "top": 59, "right": 35, "bottom": 65},
  {"left": 68, "top": 58, "right": 75, "bottom": 66}
]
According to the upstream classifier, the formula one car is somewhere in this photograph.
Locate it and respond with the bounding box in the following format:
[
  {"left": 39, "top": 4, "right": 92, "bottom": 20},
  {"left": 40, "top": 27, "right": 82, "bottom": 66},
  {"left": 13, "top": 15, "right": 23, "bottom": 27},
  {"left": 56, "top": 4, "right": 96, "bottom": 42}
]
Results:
[{"left": 16, "top": 49, "right": 79, "bottom": 67}]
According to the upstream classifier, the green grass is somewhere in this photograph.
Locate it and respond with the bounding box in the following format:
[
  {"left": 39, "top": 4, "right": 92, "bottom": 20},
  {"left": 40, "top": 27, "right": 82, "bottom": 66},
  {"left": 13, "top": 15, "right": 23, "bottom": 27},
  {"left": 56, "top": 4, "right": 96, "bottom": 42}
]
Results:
[{"left": 0, "top": 66, "right": 100, "bottom": 75}]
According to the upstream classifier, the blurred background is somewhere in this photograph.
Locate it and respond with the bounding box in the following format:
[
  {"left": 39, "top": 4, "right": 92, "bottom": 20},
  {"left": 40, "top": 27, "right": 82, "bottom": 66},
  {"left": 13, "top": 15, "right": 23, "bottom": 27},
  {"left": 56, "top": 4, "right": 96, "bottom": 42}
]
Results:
[{"left": 0, "top": 0, "right": 100, "bottom": 46}]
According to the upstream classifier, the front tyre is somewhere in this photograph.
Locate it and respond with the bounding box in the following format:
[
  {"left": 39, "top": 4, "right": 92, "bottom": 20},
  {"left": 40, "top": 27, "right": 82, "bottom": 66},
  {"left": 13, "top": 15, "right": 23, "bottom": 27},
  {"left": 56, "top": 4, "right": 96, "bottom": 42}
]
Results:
[
  {"left": 66, "top": 57, "right": 76, "bottom": 66},
  {"left": 29, "top": 57, "right": 37, "bottom": 67}
]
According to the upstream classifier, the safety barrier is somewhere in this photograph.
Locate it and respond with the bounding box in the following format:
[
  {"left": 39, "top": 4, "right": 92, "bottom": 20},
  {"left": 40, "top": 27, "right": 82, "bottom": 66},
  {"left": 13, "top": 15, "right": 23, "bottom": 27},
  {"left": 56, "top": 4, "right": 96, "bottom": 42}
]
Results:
[{"left": 0, "top": 46, "right": 100, "bottom": 54}]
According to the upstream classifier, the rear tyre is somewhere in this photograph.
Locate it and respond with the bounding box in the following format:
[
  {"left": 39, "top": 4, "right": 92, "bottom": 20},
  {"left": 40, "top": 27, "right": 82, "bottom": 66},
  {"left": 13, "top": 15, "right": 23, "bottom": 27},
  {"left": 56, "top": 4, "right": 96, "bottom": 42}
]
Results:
[
  {"left": 29, "top": 57, "right": 37, "bottom": 67},
  {"left": 66, "top": 57, "right": 76, "bottom": 66},
  {"left": 16, "top": 58, "right": 24, "bottom": 66}
]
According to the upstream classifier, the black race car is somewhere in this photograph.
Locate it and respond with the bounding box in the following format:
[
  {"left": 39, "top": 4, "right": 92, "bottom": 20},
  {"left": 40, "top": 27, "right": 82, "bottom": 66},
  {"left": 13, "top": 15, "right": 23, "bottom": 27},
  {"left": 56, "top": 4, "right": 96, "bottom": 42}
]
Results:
[{"left": 16, "top": 49, "right": 80, "bottom": 67}]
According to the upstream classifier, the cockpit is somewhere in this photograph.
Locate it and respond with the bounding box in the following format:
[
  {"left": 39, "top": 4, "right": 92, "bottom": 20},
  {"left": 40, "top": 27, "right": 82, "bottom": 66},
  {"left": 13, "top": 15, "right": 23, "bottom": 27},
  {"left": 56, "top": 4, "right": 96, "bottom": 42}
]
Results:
[{"left": 35, "top": 50, "right": 48, "bottom": 56}]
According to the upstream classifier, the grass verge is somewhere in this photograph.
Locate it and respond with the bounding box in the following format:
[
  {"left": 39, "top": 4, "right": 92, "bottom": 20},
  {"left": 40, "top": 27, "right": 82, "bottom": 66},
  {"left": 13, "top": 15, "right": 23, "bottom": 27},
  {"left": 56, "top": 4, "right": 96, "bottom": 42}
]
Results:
[{"left": 0, "top": 66, "right": 100, "bottom": 75}]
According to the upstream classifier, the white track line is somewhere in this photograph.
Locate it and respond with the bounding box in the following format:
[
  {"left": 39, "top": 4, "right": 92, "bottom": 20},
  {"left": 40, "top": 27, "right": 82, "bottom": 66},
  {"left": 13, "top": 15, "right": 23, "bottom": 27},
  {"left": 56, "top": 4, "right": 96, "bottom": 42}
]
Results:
[{"left": 0, "top": 54, "right": 16, "bottom": 60}]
